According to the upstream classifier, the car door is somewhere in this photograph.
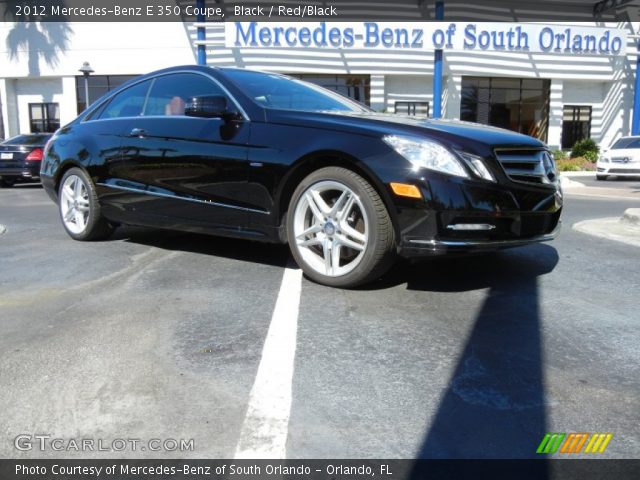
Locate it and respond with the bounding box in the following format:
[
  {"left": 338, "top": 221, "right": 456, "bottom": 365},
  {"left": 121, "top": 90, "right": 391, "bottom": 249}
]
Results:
[
  {"left": 87, "top": 79, "right": 154, "bottom": 221},
  {"left": 117, "top": 72, "right": 251, "bottom": 231}
]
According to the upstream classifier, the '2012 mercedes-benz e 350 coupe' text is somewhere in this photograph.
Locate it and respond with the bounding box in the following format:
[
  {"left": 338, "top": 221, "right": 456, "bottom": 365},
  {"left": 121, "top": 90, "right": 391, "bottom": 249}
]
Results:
[{"left": 41, "top": 66, "right": 562, "bottom": 287}]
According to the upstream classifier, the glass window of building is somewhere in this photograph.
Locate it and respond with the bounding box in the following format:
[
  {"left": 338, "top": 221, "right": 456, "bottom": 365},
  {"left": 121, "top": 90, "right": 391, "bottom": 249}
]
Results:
[
  {"left": 461, "top": 77, "right": 550, "bottom": 142},
  {"left": 290, "top": 74, "right": 370, "bottom": 106},
  {"left": 561, "top": 106, "right": 592, "bottom": 149},
  {"left": 75, "top": 75, "right": 139, "bottom": 113},
  {"left": 29, "top": 103, "right": 60, "bottom": 133}
]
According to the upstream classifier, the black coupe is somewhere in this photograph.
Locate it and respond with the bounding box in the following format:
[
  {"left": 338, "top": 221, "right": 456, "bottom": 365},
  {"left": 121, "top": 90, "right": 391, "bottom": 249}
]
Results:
[{"left": 41, "top": 66, "right": 561, "bottom": 287}]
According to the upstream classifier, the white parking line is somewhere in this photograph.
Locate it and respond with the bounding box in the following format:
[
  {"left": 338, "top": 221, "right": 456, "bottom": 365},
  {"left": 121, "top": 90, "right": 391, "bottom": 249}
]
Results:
[{"left": 234, "top": 264, "right": 303, "bottom": 459}]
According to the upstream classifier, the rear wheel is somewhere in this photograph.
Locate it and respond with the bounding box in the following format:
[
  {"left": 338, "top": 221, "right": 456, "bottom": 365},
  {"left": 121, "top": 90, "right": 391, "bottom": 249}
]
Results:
[
  {"left": 58, "top": 168, "right": 114, "bottom": 241},
  {"left": 287, "top": 167, "right": 395, "bottom": 288}
]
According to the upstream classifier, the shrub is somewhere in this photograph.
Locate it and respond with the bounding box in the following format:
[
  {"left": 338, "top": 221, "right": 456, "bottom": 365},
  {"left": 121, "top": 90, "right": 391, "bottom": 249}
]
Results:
[
  {"left": 584, "top": 150, "right": 598, "bottom": 162},
  {"left": 571, "top": 138, "right": 599, "bottom": 159},
  {"left": 552, "top": 149, "right": 567, "bottom": 161},
  {"left": 556, "top": 157, "right": 596, "bottom": 172}
]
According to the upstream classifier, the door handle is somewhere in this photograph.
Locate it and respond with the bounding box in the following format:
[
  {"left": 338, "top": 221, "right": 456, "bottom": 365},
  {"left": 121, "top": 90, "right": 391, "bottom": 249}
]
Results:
[{"left": 129, "top": 128, "right": 147, "bottom": 138}]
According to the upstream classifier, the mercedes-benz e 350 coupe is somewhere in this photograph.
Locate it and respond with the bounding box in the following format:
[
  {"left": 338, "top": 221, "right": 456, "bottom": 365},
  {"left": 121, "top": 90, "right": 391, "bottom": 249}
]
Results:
[{"left": 41, "top": 66, "right": 562, "bottom": 287}]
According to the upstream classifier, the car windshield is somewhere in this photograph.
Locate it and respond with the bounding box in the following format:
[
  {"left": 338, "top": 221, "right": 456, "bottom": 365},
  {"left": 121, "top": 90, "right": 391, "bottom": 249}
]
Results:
[
  {"left": 611, "top": 137, "right": 640, "bottom": 149},
  {"left": 2, "top": 134, "right": 51, "bottom": 145},
  {"left": 222, "top": 69, "right": 370, "bottom": 113}
]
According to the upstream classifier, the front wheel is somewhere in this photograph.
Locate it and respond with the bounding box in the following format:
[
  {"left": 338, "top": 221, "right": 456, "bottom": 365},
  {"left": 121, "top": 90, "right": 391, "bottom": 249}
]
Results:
[
  {"left": 596, "top": 174, "right": 608, "bottom": 181},
  {"left": 58, "top": 167, "right": 114, "bottom": 241},
  {"left": 287, "top": 167, "right": 395, "bottom": 288}
]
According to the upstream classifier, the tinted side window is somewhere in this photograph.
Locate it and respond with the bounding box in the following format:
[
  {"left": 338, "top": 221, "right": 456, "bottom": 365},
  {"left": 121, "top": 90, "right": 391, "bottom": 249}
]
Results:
[
  {"left": 143, "top": 73, "right": 225, "bottom": 116},
  {"left": 98, "top": 80, "right": 151, "bottom": 119}
]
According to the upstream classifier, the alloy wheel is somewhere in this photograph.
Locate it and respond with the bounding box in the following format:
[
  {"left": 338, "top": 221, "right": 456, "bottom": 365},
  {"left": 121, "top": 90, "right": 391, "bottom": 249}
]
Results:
[
  {"left": 293, "top": 180, "right": 369, "bottom": 277},
  {"left": 60, "top": 174, "right": 90, "bottom": 234}
]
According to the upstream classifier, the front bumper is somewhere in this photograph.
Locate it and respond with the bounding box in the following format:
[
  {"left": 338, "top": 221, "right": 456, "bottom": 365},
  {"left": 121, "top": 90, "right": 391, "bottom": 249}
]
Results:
[
  {"left": 597, "top": 164, "right": 640, "bottom": 176},
  {"left": 387, "top": 172, "right": 562, "bottom": 258},
  {"left": 401, "top": 222, "right": 561, "bottom": 256}
]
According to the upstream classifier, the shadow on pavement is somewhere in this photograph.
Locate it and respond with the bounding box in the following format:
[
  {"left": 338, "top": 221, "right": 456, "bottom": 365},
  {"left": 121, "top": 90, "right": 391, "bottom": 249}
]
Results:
[
  {"left": 401, "top": 245, "right": 559, "bottom": 476},
  {"left": 115, "top": 227, "right": 290, "bottom": 268},
  {"left": 7, "top": 183, "right": 42, "bottom": 189}
]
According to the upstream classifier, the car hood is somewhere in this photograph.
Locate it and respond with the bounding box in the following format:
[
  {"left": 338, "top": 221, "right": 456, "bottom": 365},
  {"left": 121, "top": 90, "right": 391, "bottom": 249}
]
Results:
[{"left": 266, "top": 109, "right": 546, "bottom": 150}]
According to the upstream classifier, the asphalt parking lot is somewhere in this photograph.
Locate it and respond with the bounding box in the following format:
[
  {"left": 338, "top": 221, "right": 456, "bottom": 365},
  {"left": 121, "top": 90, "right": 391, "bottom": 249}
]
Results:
[{"left": 1, "top": 183, "right": 639, "bottom": 459}]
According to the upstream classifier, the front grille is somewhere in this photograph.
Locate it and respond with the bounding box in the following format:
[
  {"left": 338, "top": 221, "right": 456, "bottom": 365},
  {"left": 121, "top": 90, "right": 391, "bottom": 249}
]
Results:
[
  {"left": 608, "top": 168, "right": 640, "bottom": 174},
  {"left": 494, "top": 149, "right": 556, "bottom": 185}
]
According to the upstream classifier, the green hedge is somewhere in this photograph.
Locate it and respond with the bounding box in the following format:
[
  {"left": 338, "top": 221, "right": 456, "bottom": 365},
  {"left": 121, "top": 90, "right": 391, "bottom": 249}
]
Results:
[
  {"left": 552, "top": 150, "right": 567, "bottom": 161},
  {"left": 571, "top": 138, "right": 599, "bottom": 159}
]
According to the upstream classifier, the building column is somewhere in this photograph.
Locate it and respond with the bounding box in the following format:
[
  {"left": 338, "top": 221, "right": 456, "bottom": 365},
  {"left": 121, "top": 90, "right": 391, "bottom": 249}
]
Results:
[
  {"left": 632, "top": 41, "right": 640, "bottom": 135},
  {"left": 0, "top": 79, "right": 18, "bottom": 138},
  {"left": 547, "top": 79, "right": 564, "bottom": 150},
  {"left": 0, "top": 79, "right": 6, "bottom": 140},
  {"left": 370, "top": 75, "right": 385, "bottom": 111},
  {"left": 196, "top": 0, "right": 206, "bottom": 65},
  {"left": 443, "top": 74, "right": 462, "bottom": 119},
  {"left": 60, "top": 76, "right": 78, "bottom": 126},
  {"left": 432, "top": 1, "right": 444, "bottom": 118}
]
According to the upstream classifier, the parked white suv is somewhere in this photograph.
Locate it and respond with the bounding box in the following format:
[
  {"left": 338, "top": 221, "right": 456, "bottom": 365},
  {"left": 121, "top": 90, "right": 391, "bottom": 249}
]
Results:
[{"left": 597, "top": 136, "right": 640, "bottom": 180}]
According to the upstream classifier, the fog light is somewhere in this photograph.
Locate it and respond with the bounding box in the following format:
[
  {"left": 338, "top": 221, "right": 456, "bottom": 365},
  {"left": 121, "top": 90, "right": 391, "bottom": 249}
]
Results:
[{"left": 447, "top": 223, "right": 496, "bottom": 231}]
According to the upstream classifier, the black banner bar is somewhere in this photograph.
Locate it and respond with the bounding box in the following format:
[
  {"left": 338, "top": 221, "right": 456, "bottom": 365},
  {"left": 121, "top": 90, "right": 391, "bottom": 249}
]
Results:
[
  {"left": 1, "top": 0, "right": 639, "bottom": 22},
  {"left": 1, "top": 459, "right": 640, "bottom": 480}
]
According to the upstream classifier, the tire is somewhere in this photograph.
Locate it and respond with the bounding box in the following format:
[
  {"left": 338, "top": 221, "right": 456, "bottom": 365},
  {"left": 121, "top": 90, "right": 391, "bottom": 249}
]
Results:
[
  {"left": 286, "top": 167, "right": 395, "bottom": 288},
  {"left": 0, "top": 177, "right": 16, "bottom": 188},
  {"left": 596, "top": 174, "right": 608, "bottom": 181},
  {"left": 58, "top": 167, "right": 114, "bottom": 241}
]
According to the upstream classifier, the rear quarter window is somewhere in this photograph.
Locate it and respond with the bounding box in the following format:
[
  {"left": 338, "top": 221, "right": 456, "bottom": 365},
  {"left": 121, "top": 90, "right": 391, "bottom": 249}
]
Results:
[{"left": 98, "top": 80, "right": 151, "bottom": 119}]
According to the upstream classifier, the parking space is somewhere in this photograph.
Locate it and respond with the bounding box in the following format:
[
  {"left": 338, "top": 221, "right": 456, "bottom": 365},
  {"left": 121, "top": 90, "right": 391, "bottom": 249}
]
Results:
[{"left": 1, "top": 185, "right": 639, "bottom": 459}]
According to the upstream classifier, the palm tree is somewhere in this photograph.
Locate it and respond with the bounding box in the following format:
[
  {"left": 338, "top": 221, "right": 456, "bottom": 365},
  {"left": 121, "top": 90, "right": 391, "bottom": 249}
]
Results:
[{"left": 3, "top": 1, "right": 73, "bottom": 76}]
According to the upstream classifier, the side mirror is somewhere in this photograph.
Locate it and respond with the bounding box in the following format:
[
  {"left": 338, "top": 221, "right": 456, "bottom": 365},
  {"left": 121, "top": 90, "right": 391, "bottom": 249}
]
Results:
[{"left": 185, "top": 95, "right": 228, "bottom": 118}]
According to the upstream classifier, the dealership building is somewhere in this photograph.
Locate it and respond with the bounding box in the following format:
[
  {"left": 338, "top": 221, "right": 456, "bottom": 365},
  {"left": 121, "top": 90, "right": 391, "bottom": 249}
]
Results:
[{"left": 1, "top": 2, "right": 639, "bottom": 151}]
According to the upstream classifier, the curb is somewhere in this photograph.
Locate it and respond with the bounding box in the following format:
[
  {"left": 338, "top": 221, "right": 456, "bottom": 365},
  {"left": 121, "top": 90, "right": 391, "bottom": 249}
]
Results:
[
  {"left": 572, "top": 210, "right": 640, "bottom": 247},
  {"left": 560, "top": 172, "right": 595, "bottom": 177},
  {"left": 622, "top": 208, "right": 640, "bottom": 227},
  {"left": 560, "top": 176, "right": 586, "bottom": 188},
  {"left": 565, "top": 191, "right": 640, "bottom": 201}
]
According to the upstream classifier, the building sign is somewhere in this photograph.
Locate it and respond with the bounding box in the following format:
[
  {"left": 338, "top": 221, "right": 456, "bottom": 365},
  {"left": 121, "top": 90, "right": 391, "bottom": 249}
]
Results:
[{"left": 226, "top": 22, "right": 627, "bottom": 56}]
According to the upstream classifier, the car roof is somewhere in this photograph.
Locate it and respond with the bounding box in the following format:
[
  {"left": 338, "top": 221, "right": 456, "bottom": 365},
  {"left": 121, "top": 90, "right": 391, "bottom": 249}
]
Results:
[
  {"left": 10, "top": 133, "right": 51, "bottom": 138},
  {"left": 1, "top": 133, "right": 52, "bottom": 144}
]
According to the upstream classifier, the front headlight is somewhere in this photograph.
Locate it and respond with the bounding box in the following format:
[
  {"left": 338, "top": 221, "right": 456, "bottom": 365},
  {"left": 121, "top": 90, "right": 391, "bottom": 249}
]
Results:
[
  {"left": 382, "top": 135, "right": 469, "bottom": 178},
  {"left": 599, "top": 156, "right": 610, "bottom": 163},
  {"left": 458, "top": 152, "right": 496, "bottom": 182}
]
